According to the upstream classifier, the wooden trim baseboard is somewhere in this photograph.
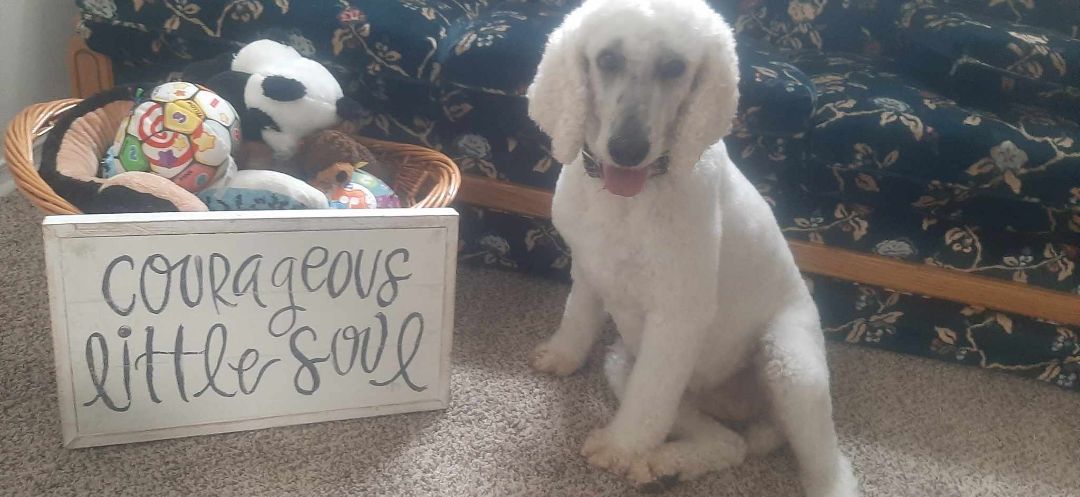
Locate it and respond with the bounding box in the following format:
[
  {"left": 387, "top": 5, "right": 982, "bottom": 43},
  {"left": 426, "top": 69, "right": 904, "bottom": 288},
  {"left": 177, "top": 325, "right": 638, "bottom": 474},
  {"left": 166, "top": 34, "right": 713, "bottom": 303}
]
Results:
[
  {"left": 459, "top": 175, "right": 1080, "bottom": 325},
  {"left": 68, "top": 35, "right": 114, "bottom": 98},
  {"left": 459, "top": 175, "right": 553, "bottom": 219},
  {"left": 789, "top": 240, "right": 1080, "bottom": 325}
]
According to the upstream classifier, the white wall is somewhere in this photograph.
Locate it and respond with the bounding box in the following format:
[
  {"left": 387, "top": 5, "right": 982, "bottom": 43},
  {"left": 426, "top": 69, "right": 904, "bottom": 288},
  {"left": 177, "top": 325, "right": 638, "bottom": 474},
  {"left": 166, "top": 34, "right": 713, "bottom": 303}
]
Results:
[{"left": 0, "top": 0, "right": 78, "bottom": 130}]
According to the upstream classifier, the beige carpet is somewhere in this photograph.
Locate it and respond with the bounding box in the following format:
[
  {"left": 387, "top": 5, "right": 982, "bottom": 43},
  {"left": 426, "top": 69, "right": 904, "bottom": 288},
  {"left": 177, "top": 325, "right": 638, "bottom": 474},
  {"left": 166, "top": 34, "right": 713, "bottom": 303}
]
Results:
[{"left": 2, "top": 194, "right": 1079, "bottom": 497}]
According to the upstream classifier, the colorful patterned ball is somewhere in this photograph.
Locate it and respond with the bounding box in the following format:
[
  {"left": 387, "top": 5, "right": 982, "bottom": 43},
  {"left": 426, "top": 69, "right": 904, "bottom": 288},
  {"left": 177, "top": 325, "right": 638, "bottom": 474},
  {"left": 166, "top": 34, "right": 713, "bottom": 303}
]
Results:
[
  {"left": 102, "top": 82, "right": 241, "bottom": 193},
  {"left": 328, "top": 170, "right": 401, "bottom": 209}
]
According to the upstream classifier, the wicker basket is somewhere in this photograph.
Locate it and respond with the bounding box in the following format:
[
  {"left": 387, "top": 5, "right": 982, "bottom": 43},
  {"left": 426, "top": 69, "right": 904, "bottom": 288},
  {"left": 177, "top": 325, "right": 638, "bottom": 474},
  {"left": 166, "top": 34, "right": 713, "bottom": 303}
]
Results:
[{"left": 4, "top": 98, "right": 461, "bottom": 215}]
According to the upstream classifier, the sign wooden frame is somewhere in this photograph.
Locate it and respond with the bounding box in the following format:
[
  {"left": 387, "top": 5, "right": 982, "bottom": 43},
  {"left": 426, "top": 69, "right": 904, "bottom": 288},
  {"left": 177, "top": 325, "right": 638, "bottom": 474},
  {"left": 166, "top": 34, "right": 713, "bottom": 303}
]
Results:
[{"left": 43, "top": 209, "right": 458, "bottom": 448}]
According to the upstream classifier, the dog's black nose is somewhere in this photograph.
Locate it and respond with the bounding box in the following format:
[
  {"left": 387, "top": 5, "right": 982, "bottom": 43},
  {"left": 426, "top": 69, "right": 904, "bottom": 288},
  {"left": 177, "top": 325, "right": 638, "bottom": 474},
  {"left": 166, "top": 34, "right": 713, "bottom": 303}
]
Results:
[{"left": 608, "top": 119, "right": 650, "bottom": 167}]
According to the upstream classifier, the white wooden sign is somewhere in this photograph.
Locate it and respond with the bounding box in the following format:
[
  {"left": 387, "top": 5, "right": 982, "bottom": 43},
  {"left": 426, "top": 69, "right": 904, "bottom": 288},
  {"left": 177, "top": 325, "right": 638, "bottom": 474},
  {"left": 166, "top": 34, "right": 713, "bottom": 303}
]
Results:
[{"left": 43, "top": 209, "right": 457, "bottom": 448}]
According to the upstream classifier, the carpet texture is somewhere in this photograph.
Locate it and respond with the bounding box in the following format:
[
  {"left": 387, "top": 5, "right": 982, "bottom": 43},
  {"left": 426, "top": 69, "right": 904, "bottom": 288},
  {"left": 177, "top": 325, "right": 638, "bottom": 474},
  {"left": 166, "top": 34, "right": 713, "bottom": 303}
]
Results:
[{"left": 2, "top": 194, "right": 1079, "bottom": 497}]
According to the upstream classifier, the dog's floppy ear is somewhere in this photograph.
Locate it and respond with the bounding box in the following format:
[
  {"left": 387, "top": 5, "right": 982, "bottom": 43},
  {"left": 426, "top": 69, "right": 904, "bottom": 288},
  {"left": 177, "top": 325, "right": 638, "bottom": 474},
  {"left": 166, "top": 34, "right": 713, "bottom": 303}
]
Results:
[
  {"left": 527, "top": 13, "right": 588, "bottom": 165},
  {"left": 671, "top": 13, "right": 740, "bottom": 169}
]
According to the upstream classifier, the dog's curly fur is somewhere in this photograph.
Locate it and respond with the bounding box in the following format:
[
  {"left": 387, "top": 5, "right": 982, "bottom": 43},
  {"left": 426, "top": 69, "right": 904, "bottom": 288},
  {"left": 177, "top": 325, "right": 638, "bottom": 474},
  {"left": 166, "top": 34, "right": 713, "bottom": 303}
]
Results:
[{"left": 526, "top": 1, "right": 859, "bottom": 495}]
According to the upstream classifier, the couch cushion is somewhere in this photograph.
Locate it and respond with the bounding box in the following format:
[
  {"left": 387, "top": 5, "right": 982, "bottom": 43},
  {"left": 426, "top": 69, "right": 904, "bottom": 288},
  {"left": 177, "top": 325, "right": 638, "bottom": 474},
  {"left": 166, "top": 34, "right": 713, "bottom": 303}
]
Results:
[
  {"left": 78, "top": 0, "right": 498, "bottom": 83},
  {"left": 336, "top": 0, "right": 483, "bottom": 82},
  {"left": 399, "top": 30, "right": 817, "bottom": 187},
  {"left": 437, "top": 89, "right": 558, "bottom": 187},
  {"left": 738, "top": 37, "right": 818, "bottom": 137},
  {"left": 788, "top": 52, "right": 1080, "bottom": 240},
  {"left": 438, "top": 21, "right": 816, "bottom": 133},
  {"left": 438, "top": 2, "right": 566, "bottom": 95},
  {"left": 429, "top": 37, "right": 818, "bottom": 188},
  {"left": 732, "top": 0, "right": 906, "bottom": 55},
  {"left": 86, "top": 10, "right": 819, "bottom": 195},
  {"left": 943, "top": 0, "right": 1080, "bottom": 38},
  {"left": 898, "top": 5, "right": 1080, "bottom": 113},
  {"left": 79, "top": 14, "right": 240, "bottom": 73}
]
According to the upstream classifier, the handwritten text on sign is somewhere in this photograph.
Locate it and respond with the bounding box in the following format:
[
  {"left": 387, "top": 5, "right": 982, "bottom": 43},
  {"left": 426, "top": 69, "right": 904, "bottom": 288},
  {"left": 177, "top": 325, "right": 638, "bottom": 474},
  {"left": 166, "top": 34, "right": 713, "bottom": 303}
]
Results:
[{"left": 45, "top": 211, "right": 456, "bottom": 447}]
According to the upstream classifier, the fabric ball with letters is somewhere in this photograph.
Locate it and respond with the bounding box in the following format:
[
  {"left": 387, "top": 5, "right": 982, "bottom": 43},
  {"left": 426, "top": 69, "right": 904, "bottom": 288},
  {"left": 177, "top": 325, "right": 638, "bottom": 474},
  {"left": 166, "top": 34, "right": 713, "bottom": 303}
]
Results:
[
  {"left": 328, "top": 169, "right": 400, "bottom": 209},
  {"left": 37, "top": 84, "right": 210, "bottom": 213},
  {"left": 102, "top": 82, "right": 240, "bottom": 193}
]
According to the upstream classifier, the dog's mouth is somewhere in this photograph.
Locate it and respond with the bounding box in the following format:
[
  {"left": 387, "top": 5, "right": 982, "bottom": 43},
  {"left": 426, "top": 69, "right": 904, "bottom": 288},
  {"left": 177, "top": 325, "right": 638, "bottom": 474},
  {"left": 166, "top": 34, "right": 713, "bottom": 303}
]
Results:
[{"left": 582, "top": 146, "right": 670, "bottom": 198}]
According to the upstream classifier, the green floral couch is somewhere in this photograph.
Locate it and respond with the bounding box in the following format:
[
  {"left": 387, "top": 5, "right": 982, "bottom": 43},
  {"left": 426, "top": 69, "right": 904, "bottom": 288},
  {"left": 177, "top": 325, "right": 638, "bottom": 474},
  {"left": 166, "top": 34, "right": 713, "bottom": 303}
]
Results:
[{"left": 76, "top": 0, "right": 1080, "bottom": 391}]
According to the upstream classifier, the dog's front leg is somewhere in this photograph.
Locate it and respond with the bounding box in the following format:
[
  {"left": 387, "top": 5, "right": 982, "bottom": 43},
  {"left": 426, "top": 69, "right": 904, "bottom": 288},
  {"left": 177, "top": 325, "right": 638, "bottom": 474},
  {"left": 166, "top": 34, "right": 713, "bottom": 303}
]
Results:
[
  {"left": 532, "top": 274, "right": 606, "bottom": 376},
  {"left": 581, "top": 312, "right": 704, "bottom": 482}
]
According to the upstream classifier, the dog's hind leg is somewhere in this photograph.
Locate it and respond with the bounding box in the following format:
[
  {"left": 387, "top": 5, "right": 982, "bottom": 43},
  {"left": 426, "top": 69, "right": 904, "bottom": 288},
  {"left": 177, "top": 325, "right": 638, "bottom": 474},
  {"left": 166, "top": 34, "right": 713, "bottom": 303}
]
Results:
[
  {"left": 602, "top": 338, "right": 633, "bottom": 402},
  {"left": 693, "top": 364, "right": 785, "bottom": 456},
  {"left": 742, "top": 418, "right": 785, "bottom": 456},
  {"left": 601, "top": 342, "right": 747, "bottom": 489},
  {"left": 533, "top": 274, "right": 607, "bottom": 376},
  {"left": 760, "top": 305, "right": 859, "bottom": 497}
]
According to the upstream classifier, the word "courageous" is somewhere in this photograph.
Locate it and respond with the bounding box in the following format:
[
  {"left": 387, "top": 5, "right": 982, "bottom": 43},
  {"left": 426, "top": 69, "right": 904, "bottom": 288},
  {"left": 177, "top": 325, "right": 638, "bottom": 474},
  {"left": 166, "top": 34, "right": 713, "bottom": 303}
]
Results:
[{"left": 101, "top": 246, "right": 412, "bottom": 319}]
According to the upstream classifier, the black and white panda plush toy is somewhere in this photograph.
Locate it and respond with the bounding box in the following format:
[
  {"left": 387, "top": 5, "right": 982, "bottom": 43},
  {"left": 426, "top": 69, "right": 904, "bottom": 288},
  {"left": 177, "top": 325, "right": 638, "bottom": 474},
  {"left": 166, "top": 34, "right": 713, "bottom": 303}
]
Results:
[{"left": 184, "top": 39, "right": 364, "bottom": 161}]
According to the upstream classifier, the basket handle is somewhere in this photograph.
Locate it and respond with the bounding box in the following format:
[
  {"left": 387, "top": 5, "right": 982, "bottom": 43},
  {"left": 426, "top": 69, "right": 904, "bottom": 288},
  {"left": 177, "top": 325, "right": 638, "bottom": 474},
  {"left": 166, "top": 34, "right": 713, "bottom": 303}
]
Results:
[
  {"left": 355, "top": 136, "right": 461, "bottom": 209},
  {"left": 4, "top": 99, "right": 84, "bottom": 215}
]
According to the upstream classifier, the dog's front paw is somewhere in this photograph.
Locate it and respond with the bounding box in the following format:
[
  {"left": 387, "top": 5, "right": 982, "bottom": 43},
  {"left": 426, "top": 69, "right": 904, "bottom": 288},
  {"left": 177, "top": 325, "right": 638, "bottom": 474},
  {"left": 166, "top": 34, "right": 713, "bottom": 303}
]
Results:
[
  {"left": 531, "top": 340, "right": 587, "bottom": 376},
  {"left": 581, "top": 427, "right": 651, "bottom": 478},
  {"left": 642, "top": 435, "right": 747, "bottom": 485},
  {"left": 582, "top": 428, "right": 678, "bottom": 491}
]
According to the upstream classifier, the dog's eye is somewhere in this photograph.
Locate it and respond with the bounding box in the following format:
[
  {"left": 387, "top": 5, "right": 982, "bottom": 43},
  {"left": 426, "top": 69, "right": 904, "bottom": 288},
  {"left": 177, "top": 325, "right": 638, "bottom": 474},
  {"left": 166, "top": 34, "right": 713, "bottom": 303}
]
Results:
[
  {"left": 656, "top": 58, "right": 686, "bottom": 80},
  {"left": 597, "top": 50, "right": 624, "bottom": 74}
]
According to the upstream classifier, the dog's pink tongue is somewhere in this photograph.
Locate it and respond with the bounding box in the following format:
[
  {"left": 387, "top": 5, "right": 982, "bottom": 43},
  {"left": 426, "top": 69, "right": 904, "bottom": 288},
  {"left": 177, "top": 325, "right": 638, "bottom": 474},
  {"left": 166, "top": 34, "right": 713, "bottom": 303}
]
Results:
[{"left": 602, "top": 164, "right": 648, "bottom": 197}]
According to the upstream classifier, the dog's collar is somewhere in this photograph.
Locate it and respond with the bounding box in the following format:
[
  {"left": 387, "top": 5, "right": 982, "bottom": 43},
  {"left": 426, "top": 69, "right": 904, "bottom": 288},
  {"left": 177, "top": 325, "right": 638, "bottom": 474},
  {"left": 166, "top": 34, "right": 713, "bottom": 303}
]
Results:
[{"left": 581, "top": 145, "right": 670, "bottom": 179}]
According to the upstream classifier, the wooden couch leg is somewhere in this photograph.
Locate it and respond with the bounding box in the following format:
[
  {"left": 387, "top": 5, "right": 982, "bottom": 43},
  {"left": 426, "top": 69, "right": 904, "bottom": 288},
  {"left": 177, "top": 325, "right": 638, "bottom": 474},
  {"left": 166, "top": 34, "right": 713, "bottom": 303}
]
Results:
[{"left": 68, "top": 35, "right": 114, "bottom": 98}]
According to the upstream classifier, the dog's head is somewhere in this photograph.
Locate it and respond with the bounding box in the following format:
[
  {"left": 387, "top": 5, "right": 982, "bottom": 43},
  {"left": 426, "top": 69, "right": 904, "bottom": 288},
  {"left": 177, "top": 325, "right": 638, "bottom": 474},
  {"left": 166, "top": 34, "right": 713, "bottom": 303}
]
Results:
[{"left": 527, "top": 0, "right": 739, "bottom": 197}]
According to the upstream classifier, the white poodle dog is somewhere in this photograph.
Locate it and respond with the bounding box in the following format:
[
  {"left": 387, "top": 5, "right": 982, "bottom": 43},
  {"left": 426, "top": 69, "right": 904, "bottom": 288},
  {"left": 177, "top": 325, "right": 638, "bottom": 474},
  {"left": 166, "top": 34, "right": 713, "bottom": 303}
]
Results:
[{"left": 526, "top": 0, "right": 859, "bottom": 495}]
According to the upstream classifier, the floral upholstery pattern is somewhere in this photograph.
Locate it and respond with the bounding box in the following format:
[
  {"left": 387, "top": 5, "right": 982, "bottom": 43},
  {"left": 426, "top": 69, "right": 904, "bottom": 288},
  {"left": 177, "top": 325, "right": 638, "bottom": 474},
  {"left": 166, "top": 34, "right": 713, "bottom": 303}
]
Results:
[
  {"left": 788, "top": 52, "right": 1080, "bottom": 239},
  {"left": 732, "top": 0, "right": 906, "bottom": 55},
  {"left": 78, "top": 0, "right": 1080, "bottom": 392},
  {"left": 943, "top": 0, "right": 1079, "bottom": 38},
  {"left": 811, "top": 275, "right": 1080, "bottom": 391},
  {"left": 764, "top": 177, "right": 1080, "bottom": 293},
  {"left": 898, "top": 4, "right": 1080, "bottom": 113},
  {"left": 439, "top": 3, "right": 565, "bottom": 94},
  {"left": 738, "top": 37, "right": 820, "bottom": 137},
  {"left": 79, "top": 0, "right": 488, "bottom": 82}
]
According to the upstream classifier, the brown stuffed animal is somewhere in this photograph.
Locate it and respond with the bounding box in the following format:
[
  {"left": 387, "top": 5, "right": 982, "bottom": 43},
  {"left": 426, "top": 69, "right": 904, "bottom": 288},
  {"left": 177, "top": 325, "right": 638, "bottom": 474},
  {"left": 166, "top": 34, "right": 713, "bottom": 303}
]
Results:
[
  {"left": 293, "top": 129, "right": 393, "bottom": 188},
  {"left": 309, "top": 162, "right": 356, "bottom": 193},
  {"left": 234, "top": 127, "right": 395, "bottom": 197}
]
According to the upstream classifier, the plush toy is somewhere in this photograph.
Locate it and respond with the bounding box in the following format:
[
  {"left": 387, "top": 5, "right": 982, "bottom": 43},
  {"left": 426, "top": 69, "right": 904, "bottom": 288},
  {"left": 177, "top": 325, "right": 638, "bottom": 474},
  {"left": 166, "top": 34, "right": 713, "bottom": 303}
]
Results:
[
  {"left": 42, "top": 39, "right": 396, "bottom": 214},
  {"left": 39, "top": 85, "right": 211, "bottom": 213},
  {"left": 291, "top": 128, "right": 393, "bottom": 183},
  {"left": 102, "top": 82, "right": 240, "bottom": 193},
  {"left": 328, "top": 169, "right": 401, "bottom": 209},
  {"left": 182, "top": 39, "right": 364, "bottom": 163},
  {"left": 308, "top": 161, "right": 356, "bottom": 194},
  {"left": 198, "top": 169, "right": 330, "bottom": 211},
  {"left": 283, "top": 128, "right": 401, "bottom": 209}
]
